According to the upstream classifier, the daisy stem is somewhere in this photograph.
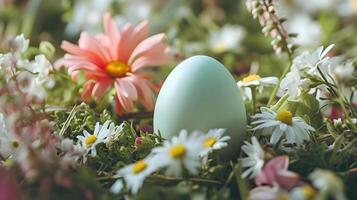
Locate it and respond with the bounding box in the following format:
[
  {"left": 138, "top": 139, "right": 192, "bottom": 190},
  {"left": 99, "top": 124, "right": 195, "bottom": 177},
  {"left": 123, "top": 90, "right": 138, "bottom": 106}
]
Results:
[
  {"left": 267, "top": 61, "right": 292, "bottom": 107},
  {"left": 251, "top": 87, "right": 257, "bottom": 114},
  {"left": 145, "top": 174, "right": 222, "bottom": 187},
  {"left": 271, "top": 93, "right": 289, "bottom": 111},
  {"left": 233, "top": 163, "right": 249, "bottom": 199}
]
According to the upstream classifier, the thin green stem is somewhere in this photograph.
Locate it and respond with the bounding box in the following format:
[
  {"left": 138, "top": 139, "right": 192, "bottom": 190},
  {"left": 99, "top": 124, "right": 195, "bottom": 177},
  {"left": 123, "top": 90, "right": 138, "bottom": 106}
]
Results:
[
  {"left": 267, "top": 61, "right": 293, "bottom": 106},
  {"left": 316, "top": 66, "right": 338, "bottom": 97},
  {"left": 271, "top": 92, "right": 289, "bottom": 111},
  {"left": 146, "top": 174, "right": 222, "bottom": 187},
  {"left": 251, "top": 87, "right": 257, "bottom": 114}
]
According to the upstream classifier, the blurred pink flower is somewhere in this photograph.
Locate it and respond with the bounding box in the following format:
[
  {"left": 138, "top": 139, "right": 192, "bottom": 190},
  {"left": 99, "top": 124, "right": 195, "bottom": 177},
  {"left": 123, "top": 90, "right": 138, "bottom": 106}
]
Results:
[
  {"left": 58, "top": 13, "right": 172, "bottom": 114},
  {"left": 255, "top": 156, "right": 299, "bottom": 190},
  {"left": 0, "top": 170, "right": 22, "bottom": 200}
]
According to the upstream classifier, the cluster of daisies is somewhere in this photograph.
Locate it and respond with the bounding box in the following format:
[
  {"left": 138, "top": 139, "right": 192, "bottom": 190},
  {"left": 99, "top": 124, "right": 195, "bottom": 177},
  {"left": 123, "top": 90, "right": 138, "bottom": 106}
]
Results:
[
  {"left": 110, "top": 128, "right": 230, "bottom": 194},
  {"left": 69, "top": 119, "right": 231, "bottom": 194}
]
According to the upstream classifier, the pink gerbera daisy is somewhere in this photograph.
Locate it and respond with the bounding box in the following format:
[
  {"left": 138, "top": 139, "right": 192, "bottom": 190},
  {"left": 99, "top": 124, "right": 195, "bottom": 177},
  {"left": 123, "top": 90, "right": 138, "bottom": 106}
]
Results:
[{"left": 58, "top": 13, "right": 172, "bottom": 114}]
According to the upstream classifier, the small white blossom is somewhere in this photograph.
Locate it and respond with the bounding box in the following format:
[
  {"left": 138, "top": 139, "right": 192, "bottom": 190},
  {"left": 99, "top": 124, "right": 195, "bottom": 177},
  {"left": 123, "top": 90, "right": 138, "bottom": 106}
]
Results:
[
  {"left": 309, "top": 169, "right": 347, "bottom": 200},
  {"left": 237, "top": 74, "right": 278, "bottom": 100},
  {"left": 0, "top": 113, "right": 28, "bottom": 162},
  {"left": 290, "top": 185, "right": 317, "bottom": 200},
  {"left": 209, "top": 25, "right": 246, "bottom": 54},
  {"left": 280, "top": 44, "right": 335, "bottom": 98},
  {"left": 200, "top": 128, "right": 230, "bottom": 157},
  {"left": 65, "top": 0, "right": 112, "bottom": 36},
  {"left": 77, "top": 120, "right": 114, "bottom": 157},
  {"left": 111, "top": 156, "right": 160, "bottom": 194},
  {"left": 240, "top": 137, "right": 264, "bottom": 179},
  {"left": 9, "top": 34, "right": 29, "bottom": 55}
]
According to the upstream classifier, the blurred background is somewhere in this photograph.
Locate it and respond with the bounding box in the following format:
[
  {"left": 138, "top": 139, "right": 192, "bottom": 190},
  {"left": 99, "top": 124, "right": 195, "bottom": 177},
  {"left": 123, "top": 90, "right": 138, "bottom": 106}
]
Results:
[{"left": 1, "top": 0, "right": 357, "bottom": 79}]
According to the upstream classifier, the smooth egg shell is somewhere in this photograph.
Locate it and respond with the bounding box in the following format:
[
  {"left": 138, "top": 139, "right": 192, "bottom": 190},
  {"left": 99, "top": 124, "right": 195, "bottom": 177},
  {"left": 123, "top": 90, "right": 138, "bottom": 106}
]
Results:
[{"left": 153, "top": 55, "right": 247, "bottom": 160}]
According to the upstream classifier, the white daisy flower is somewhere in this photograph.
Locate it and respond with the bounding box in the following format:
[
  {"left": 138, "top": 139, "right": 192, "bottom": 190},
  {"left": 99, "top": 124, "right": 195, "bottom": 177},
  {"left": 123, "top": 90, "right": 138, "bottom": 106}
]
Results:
[
  {"left": 240, "top": 136, "right": 264, "bottom": 179},
  {"left": 200, "top": 128, "right": 230, "bottom": 157},
  {"left": 209, "top": 24, "right": 246, "bottom": 54},
  {"left": 237, "top": 74, "right": 278, "bottom": 100},
  {"left": 280, "top": 44, "right": 335, "bottom": 98},
  {"left": 0, "top": 114, "right": 27, "bottom": 161},
  {"left": 151, "top": 130, "right": 205, "bottom": 177},
  {"left": 252, "top": 107, "right": 315, "bottom": 145},
  {"left": 111, "top": 157, "right": 159, "bottom": 194},
  {"left": 309, "top": 169, "right": 347, "bottom": 200},
  {"left": 77, "top": 120, "right": 113, "bottom": 157},
  {"left": 25, "top": 54, "right": 54, "bottom": 86},
  {"left": 9, "top": 34, "right": 29, "bottom": 55},
  {"left": 290, "top": 185, "right": 317, "bottom": 200},
  {"left": 65, "top": 0, "right": 112, "bottom": 36},
  {"left": 105, "top": 122, "right": 124, "bottom": 145}
]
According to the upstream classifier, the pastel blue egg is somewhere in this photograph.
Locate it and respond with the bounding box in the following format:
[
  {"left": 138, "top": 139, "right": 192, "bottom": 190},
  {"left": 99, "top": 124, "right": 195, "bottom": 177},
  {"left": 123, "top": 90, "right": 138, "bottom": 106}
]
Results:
[{"left": 153, "top": 55, "right": 246, "bottom": 160}]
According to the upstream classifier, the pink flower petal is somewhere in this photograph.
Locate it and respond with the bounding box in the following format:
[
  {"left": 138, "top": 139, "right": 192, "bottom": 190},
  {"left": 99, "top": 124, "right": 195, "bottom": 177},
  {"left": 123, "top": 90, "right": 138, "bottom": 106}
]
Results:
[
  {"left": 81, "top": 81, "right": 95, "bottom": 101},
  {"left": 61, "top": 41, "right": 106, "bottom": 68},
  {"left": 117, "top": 23, "right": 134, "bottom": 62},
  {"left": 78, "top": 32, "right": 111, "bottom": 63},
  {"left": 114, "top": 81, "right": 135, "bottom": 112},
  {"left": 128, "top": 33, "right": 167, "bottom": 64},
  {"left": 91, "top": 80, "right": 113, "bottom": 100},
  {"left": 103, "top": 13, "right": 120, "bottom": 60},
  {"left": 276, "top": 170, "right": 299, "bottom": 190},
  {"left": 131, "top": 53, "right": 172, "bottom": 72},
  {"left": 116, "top": 78, "right": 138, "bottom": 100},
  {"left": 130, "top": 76, "right": 155, "bottom": 110}
]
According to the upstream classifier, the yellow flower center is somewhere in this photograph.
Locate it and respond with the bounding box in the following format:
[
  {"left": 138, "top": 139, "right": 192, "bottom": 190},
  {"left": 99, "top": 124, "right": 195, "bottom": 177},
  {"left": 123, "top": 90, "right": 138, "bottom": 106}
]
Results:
[
  {"left": 279, "top": 194, "right": 289, "bottom": 200},
  {"left": 242, "top": 74, "right": 261, "bottom": 83},
  {"left": 276, "top": 110, "right": 293, "bottom": 125},
  {"left": 85, "top": 135, "right": 97, "bottom": 147},
  {"left": 204, "top": 137, "right": 217, "bottom": 147},
  {"left": 105, "top": 61, "right": 130, "bottom": 78},
  {"left": 212, "top": 42, "right": 228, "bottom": 53},
  {"left": 132, "top": 160, "right": 148, "bottom": 174},
  {"left": 302, "top": 186, "right": 317, "bottom": 200},
  {"left": 11, "top": 141, "right": 19, "bottom": 149},
  {"left": 170, "top": 144, "right": 186, "bottom": 159}
]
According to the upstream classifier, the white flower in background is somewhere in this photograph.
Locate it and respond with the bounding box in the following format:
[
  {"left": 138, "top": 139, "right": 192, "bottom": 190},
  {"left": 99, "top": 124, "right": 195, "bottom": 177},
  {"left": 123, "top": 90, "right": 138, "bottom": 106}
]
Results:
[
  {"left": 0, "top": 34, "right": 29, "bottom": 81},
  {"left": 26, "top": 55, "right": 54, "bottom": 86},
  {"left": 240, "top": 136, "right": 264, "bottom": 179},
  {"left": 77, "top": 120, "right": 114, "bottom": 157},
  {"left": 58, "top": 138, "right": 75, "bottom": 152},
  {"left": 286, "top": 14, "right": 321, "bottom": 47},
  {"left": 200, "top": 128, "right": 230, "bottom": 157},
  {"left": 279, "top": 67, "right": 302, "bottom": 98},
  {"left": 280, "top": 45, "right": 335, "bottom": 98},
  {"left": 111, "top": 157, "right": 160, "bottom": 194},
  {"left": 16, "top": 71, "right": 47, "bottom": 99},
  {"left": 290, "top": 185, "right": 317, "bottom": 200},
  {"left": 209, "top": 25, "right": 246, "bottom": 54},
  {"left": 237, "top": 74, "right": 278, "bottom": 100},
  {"left": 151, "top": 130, "right": 205, "bottom": 177},
  {"left": 0, "top": 114, "right": 27, "bottom": 161},
  {"left": 9, "top": 34, "right": 29, "bottom": 55},
  {"left": 330, "top": 60, "right": 355, "bottom": 83},
  {"left": 252, "top": 107, "right": 315, "bottom": 145},
  {"left": 65, "top": 0, "right": 112, "bottom": 36},
  {"left": 293, "top": 44, "right": 334, "bottom": 74},
  {"left": 309, "top": 169, "right": 347, "bottom": 200},
  {"left": 114, "top": 0, "right": 152, "bottom": 27}
]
